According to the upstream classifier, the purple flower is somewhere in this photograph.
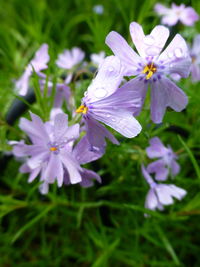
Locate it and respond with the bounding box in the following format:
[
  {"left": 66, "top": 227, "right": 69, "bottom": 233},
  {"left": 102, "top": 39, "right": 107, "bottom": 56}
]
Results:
[
  {"left": 76, "top": 56, "right": 142, "bottom": 151},
  {"left": 190, "top": 35, "right": 200, "bottom": 82},
  {"left": 40, "top": 79, "right": 72, "bottom": 119},
  {"left": 106, "top": 22, "right": 191, "bottom": 123},
  {"left": 12, "top": 112, "right": 102, "bottom": 193},
  {"left": 56, "top": 47, "right": 85, "bottom": 70},
  {"left": 15, "top": 44, "right": 50, "bottom": 96},
  {"left": 93, "top": 5, "right": 104, "bottom": 15},
  {"left": 90, "top": 51, "right": 106, "bottom": 67},
  {"left": 146, "top": 137, "right": 180, "bottom": 181},
  {"left": 154, "top": 3, "right": 199, "bottom": 26},
  {"left": 142, "top": 165, "right": 186, "bottom": 211}
]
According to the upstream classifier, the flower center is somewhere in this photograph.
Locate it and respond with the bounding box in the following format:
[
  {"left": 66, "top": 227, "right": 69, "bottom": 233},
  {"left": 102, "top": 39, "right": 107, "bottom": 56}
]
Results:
[
  {"left": 142, "top": 62, "right": 157, "bottom": 80},
  {"left": 192, "top": 56, "right": 196, "bottom": 63},
  {"left": 76, "top": 104, "right": 88, "bottom": 114},
  {"left": 50, "top": 146, "right": 57, "bottom": 152}
]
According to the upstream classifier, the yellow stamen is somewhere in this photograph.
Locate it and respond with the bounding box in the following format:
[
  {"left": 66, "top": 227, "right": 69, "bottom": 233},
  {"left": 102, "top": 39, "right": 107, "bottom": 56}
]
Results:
[
  {"left": 50, "top": 147, "right": 57, "bottom": 152},
  {"left": 142, "top": 62, "right": 157, "bottom": 80},
  {"left": 192, "top": 56, "right": 196, "bottom": 63},
  {"left": 76, "top": 105, "right": 88, "bottom": 114}
]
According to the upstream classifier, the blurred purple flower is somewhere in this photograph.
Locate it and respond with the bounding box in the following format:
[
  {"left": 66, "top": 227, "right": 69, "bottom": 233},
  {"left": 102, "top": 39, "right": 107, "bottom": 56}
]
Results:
[
  {"left": 40, "top": 79, "right": 72, "bottom": 119},
  {"left": 142, "top": 165, "right": 186, "bottom": 212},
  {"left": 56, "top": 47, "right": 85, "bottom": 70},
  {"left": 190, "top": 35, "right": 200, "bottom": 82},
  {"left": 90, "top": 51, "right": 106, "bottom": 67},
  {"left": 154, "top": 3, "right": 199, "bottom": 26},
  {"left": 93, "top": 5, "right": 104, "bottom": 15},
  {"left": 106, "top": 22, "right": 191, "bottom": 123},
  {"left": 12, "top": 112, "right": 102, "bottom": 193},
  {"left": 76, "top": 56, "right": 142, "bottom": 152},
  {"left": 15, "top": 44, "right": 50, "bottom": 96},
  {"left": 146, "top": 137, "right": 180, "bottom": 181}
]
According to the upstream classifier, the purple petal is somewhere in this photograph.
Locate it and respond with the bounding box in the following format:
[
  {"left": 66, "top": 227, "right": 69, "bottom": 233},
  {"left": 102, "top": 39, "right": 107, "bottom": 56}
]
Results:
[
  {"left": 19, "top": 112, "right": 50, "bottom": 143},
  {"left": 150, "top": 77, "right": 188, "bottom": 123},
  {"left": 141, "top": 165, "right": 155, "bottom": 186},
  {"left": 91, "top": 109, "right": 141, "bottom": 138},
  {"left": 158, "top": 34, "right": 191, "bottom": 78},
  {"left": 161, "top": 14, "right": 179, "bottom": 26},
  {"left": 191, "top": 35, "right": 200, "bottom": 55},
  {"left": 27, "top": 151, "right": 49, "bottom": 169},
  {"left": 145, "top": 189, "right": 158, "bottom": 210},
  {"left": 167, "top": 185, "right": 187, "bottom": 200},
  {"left": 86, "top": 56, "right": 123, "bottom": 103},
  {"left": 44, "top": 153, "right": 64, "bottom": 186},
  {"left": 84, "top": 116, "right": 119, "bottom": 153},
  {"left": 53, "top": 113, "right": 68, "bottom": 140},
  {"left": 30, "top": 44, "right": 49, "bottom": 72},
  {"left": 146, "top": 137, "right": 167, "bottom": 158},
  {"left": 56, "top": 47, "right": 85, "bottom": 69},
  {"left": 15, "top": 70, "right": 30, "bottom": 96},
  {"left": 60, "top": 153, "right": 82, "bottom": 184},
  {"left": 79, "top": 168, "right": 101, "bottom": 187},
  {"left": 147, "top": 159, "right": 169, "bottom": 181},
  {"left": 105, "top": 31, "right": 141, "bottom": 76},
  {"left": 90, "top": 76, "right": 144, "bottom": 115},
  {"left": 154, "top": 3, "right": 170, "bottom": 15},
  {"left": 130, "top": 22, "right": 169, "bottom": 58},
  {"left": 73, "top": 136, "right": 104, "bottom": 164},
  {"left": 28, "top": 166, "right": 41, "bottom": 183},
  {"left": 54, "top": 84, "right": 71, "bottom": 108},
  {"left": 171, "top": 160, "right": 180, "bottom": 176},
  {"left": 155, "top": 185, "right": 174, "bottom": 205},
  {"left": 180, "top": 7, "right": 199, "bottom": 26},
  {"left": 191, "top": 64, "right": 200, "bottom": 82}
]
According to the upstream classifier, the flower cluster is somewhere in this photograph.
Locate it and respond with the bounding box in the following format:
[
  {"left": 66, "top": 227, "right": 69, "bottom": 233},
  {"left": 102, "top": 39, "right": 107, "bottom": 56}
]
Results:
[
  {"left": 154, "top": 3, "right": 199, "bottom": 26},
  {"left": 11, "top": 6, "right": 200, "bottom": 213},
  {"left": 142, "top": 137, "right": 186, "bottom": 212}
]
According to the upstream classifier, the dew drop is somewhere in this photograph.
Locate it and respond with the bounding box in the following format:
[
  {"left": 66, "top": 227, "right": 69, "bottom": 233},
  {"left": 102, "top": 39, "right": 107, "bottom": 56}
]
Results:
[
  {"left": 144, "top": 35, "right": 155, "bottom": 45},
  {"left": 111, "top": 118, "right": 116, "bottom": 122},
  {"left": 92, "top": 146, "right": 100, "bottom": 152},
  {"left": 84, "top": 91, "right": 88, "bottom": 97},
  {"left": 167, "top": 51, "right": 174, "bottom": 58},
  {"left": 94, "top": 87, "right": 107, "bottom": 98},
  {"left": 145, "top": 46, "right": 160, "bottom": 56},
  {"left": 106, "top": 114, "right": 111, "bottom": 118},
  {"left": 174, "top": 48, "right": 183, "bottom": 58},
  {"left": 108, "top": 66, "right": 114, "bottom": 72}
]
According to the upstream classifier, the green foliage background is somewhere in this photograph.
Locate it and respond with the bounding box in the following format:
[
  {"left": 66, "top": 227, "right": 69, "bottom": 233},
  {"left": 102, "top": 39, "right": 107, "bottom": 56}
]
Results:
[{"left": 1, "top": 0, "right": 200, "bottom": 266}]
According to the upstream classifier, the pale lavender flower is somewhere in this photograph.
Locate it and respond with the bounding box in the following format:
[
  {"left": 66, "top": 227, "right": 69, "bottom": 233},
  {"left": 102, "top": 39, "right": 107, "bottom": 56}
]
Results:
[
  {"left": 106, "top": 22, "right": 191, "bottom": 123},
  {"left": 90, "top": 51, "right": 106, "bottom": 67},
  {"left": 142, "top": 165, "right": 186, "bottom": 211},
  {"left": 190, "top": 35, "right": 200, "bottom": 82},
  {"left": 15, "top": 44, "right": 50, "bottom": 96},
  {"left": 76, "top": 56, "right": 142, "bottom": 152},
  {"left": 154, "top": 3, "right": 199, "bottom": 26},
  {"left": 146, "top": 137, "right": 180, "bottom": 181},
  {"left": 40, "top": 79, "right": 72, "bottom": 119},
  {"left": 12, "top": 112, "right": 102, "bottom": 193},
  {"left": 56, "top": 47, "right": 85, "bottom": 70},
  {"left": 93, "top": 5, "right": 104, "bottom": 14}
]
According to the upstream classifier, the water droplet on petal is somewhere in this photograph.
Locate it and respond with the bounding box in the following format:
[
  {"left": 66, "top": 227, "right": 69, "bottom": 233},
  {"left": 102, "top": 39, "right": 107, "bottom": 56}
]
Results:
[
  {"left": 167, "top": 51, "right": 174, "bottom": 58},
  {"left": 145, "top": 46, "right": 160, "bottom": 56},
  {"left": 108, "top": 67, "right": 114, "bottom": 72},
  {"left": 92, "top": 146, "right": 100, "bottom": 152},
  {"left": 94, "top": 87, "right": 107, "bottom": 99},
  {"left": 84, "top": 91, "right": 88, "bottom": 97},
  {"left": 144, "top": 35, "right": 155, "bottom": 45},
  {"left": 174, "top": 48, "right": 183, "bottom": 58},
  {"left": 111, "top": 118, "right": 116, "bottom": 122},
  {"left": 106, "top": 114, "right": 111, "bottom": 118}
]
